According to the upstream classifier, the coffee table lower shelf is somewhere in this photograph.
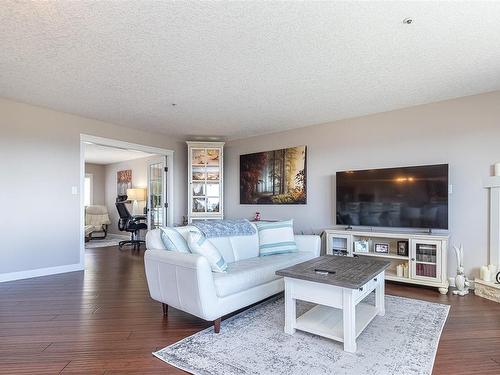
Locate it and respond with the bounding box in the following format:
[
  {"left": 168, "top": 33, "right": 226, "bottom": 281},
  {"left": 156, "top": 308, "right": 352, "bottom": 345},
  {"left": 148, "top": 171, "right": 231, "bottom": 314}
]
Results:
[{"left": 295, "top": 303, "right": 378, "bottom": 342}]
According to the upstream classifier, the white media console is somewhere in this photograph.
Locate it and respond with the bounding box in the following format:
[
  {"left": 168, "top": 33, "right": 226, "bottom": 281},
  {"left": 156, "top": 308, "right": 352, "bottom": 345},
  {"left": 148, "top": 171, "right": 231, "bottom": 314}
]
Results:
[{"left": 324, "top": 228, "right": 449, "bottom": 294}]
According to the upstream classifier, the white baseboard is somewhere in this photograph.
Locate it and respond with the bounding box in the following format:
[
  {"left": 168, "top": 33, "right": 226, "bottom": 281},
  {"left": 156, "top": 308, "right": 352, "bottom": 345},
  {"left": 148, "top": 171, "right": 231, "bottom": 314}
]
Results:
[{"left": 0, "top": 263, "right": 84, "bottom": 283}]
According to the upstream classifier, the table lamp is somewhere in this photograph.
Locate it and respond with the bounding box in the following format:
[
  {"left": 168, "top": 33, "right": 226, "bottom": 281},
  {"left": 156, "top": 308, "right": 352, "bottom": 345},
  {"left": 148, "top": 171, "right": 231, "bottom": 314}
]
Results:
[{"left": 127, "top": 188, "right": 146, "bottom": 215}]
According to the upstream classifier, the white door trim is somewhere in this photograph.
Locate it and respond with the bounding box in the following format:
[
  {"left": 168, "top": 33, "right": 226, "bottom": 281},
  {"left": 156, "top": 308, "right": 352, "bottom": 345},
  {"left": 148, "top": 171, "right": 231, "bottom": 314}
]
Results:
[{"left": 80, "top": 134, "right": 175, "bottom": 268}]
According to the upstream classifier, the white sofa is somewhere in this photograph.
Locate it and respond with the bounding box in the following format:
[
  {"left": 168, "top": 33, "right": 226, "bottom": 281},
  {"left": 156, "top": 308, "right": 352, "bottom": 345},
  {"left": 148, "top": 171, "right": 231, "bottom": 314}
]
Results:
[{"left": 144, "top": 225, "right": 320, "bottom": 332}]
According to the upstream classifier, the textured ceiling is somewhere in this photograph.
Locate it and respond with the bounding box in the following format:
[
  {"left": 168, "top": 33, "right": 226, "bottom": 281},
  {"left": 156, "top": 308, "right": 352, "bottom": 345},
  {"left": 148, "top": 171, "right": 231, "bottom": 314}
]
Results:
[
  {"left": 84, "top": 143, "right": 154, "bottom": 165},
  {"left": 1, "top": 1, "right": 500, "bottom": 140}
]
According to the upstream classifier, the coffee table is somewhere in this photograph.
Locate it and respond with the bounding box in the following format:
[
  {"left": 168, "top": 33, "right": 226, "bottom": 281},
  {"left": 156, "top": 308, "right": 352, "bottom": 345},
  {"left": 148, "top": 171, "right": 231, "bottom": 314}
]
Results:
[{"left": 276, "top": 256, "right": 390, "bottom": 352}]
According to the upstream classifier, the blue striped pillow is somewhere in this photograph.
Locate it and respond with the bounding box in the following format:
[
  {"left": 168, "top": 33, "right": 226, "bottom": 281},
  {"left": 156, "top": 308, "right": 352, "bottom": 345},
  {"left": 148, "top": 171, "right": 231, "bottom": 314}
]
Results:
[
  {"left": 160, "top": 227, "right": 190, "bottom": 253},
  {"left": 255, "top": 220, "right": 298, "bottom": 256},
  {"left": 187, "top": 231, "right": 227, "bottom": 272}
]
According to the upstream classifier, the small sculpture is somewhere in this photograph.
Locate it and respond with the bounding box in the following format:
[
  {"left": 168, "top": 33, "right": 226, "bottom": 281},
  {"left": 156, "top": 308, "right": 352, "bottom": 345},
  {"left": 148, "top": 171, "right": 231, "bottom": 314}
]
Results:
[{"left": 452, "top": 244, "right": 470, "bottom": 296}]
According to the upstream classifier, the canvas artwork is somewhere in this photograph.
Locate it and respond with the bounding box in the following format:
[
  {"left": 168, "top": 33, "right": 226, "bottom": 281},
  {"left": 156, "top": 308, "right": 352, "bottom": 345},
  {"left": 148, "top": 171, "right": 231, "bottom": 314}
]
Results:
[
  {"left": 117, "top": 169, "right": 132, "bottom": 197},
  {"left": 240, "top": 145, "right": 307, "bottom": 204}
]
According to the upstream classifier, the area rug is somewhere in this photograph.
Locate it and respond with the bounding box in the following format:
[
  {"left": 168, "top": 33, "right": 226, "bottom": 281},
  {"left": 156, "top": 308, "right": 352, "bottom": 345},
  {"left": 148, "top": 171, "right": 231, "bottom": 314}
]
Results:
[
  {"left": 85, "top": 234, "right": 123, "bottom": 249},
  {"left": 153, "top": 294, "right": 449, "bottom": 375}
]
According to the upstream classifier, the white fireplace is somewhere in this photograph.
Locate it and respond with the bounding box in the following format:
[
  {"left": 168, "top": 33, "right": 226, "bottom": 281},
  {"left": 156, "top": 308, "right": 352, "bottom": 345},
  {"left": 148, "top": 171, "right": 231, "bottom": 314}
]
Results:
[{"left": 484, "top": 176, "right": 500, "bottom": 267}]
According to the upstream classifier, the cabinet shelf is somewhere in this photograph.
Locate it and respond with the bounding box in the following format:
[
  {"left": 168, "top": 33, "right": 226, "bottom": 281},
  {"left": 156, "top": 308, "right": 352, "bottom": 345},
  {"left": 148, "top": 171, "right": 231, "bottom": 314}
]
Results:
[{"left": 353, "top": 252, "right": 409, "bottom": 260}]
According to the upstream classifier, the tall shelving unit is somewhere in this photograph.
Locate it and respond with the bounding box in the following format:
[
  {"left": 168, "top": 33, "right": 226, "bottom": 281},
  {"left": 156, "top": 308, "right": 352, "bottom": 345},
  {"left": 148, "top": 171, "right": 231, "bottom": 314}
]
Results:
[{"left": 187, "top": 141, "right": 224, "bottom": 223}]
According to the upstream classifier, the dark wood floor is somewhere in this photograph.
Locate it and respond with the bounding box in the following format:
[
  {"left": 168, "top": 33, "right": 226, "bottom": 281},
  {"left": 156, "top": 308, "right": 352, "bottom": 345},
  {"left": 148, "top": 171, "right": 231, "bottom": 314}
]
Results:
[{"left": 1, "top": 247, "right": 499, "bottom": 374}]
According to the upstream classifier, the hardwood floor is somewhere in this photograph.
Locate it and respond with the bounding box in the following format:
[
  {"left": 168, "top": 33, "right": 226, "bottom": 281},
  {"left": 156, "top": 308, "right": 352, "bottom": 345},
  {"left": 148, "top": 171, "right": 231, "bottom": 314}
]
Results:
[{"left": 1, "top": 247, "right": 499, "bottom": 374}]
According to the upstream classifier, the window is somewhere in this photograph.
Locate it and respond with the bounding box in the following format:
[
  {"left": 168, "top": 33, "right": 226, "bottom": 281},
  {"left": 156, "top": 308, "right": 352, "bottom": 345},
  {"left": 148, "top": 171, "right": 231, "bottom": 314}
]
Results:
[{"left": 84, "top": 174, "right": 93, "bottom": 206}]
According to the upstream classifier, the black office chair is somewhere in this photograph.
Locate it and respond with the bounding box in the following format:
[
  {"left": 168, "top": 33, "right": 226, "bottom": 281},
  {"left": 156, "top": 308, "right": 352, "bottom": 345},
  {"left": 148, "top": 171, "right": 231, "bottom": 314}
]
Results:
[{"left": 115, "top": 201, "right": 148, "bottom": 250}]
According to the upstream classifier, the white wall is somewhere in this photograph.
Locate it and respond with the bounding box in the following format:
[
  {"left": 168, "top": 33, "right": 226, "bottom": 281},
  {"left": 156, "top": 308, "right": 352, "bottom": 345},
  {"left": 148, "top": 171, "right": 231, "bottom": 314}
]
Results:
[
  {"left": 104, "top": 155, "right": 162, "bottom": 235},
  {"left": 0, "top": 97, "right": 186, "bottom": 279},
  {"left": 84, "top": 163, "right": 105, "bottom": 205},
  {"left": 225, "top": 91, "right": 500, "bottom": 278}
]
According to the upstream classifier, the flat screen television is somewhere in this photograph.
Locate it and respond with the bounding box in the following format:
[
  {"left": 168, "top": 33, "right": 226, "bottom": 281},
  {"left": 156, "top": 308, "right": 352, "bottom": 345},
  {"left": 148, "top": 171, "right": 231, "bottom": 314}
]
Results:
[{"left": 336, "top": 164, "right": 449, "bottom": 230}]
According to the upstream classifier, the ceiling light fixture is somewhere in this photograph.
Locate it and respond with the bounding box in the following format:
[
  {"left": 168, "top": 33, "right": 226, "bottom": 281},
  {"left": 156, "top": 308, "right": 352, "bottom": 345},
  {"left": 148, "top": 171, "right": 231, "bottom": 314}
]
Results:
[{"left": 403, "top": 18, "right": 413, "bottom": 24}]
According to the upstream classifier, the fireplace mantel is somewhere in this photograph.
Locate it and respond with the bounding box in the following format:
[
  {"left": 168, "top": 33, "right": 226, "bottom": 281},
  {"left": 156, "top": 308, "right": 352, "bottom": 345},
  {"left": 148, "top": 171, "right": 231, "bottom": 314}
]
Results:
[{"left": 483, "top": 176, "right": 500, "bottom": 266}]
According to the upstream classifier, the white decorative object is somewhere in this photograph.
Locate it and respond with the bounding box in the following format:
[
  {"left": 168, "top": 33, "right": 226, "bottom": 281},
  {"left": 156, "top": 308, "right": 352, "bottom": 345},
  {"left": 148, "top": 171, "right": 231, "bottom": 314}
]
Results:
[
  {"left": 396, "top": 264, "right": 404, "bottom": 277},
  {"left": 324, "top": 229, "right": 449, "bottom": 293},
  {"left": 483, "top": 268, "right": 492, "bottom": 282},
  {"left": 488, "top": 264, "right": 497, "bottom": 275},
  {"left": 452, "top": 244, "right": 470, "bottom": 296},
  {"left": 495, "top": 162, "right": 500, "bottom": 176},
  {"left": 403, "top": 263, "right": 409, "bottom": 278},
  {"left": 187, "top": 141, "right": 225, "bottom": 223}
]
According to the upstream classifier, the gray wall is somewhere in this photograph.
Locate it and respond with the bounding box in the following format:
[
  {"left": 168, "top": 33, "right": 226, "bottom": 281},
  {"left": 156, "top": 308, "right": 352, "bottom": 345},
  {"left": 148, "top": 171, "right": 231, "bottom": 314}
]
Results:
[
  {"left": 225, "top": 91, "right": 500, "bottom": 278},
  {"left": 84, "top": 163, "right": 106, "bottom": 205},
  {"left": 0, "top": 97, "right": 186, "bottom": 276}
]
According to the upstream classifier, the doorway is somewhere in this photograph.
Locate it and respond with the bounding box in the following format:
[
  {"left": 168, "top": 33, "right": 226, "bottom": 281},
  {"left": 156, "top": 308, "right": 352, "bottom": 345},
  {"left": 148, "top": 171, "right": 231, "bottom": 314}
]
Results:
[{"left": 80, "top": 135, "right": 174, "bottom": 267}]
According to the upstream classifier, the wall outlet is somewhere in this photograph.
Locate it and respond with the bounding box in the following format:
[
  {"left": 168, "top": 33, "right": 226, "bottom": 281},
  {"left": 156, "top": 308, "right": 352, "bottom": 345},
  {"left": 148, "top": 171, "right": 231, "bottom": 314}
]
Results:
[
  {"left": 71, "top": 186, "right": 78, "bottom": 195},
  {"left": 448, "top": 184, "right": 453, "bottom": 194}
]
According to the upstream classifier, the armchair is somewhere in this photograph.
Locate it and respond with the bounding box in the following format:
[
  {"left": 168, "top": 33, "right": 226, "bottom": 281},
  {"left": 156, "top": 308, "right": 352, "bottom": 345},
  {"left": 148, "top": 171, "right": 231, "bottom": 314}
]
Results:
[{"left": 84, "top": 205, "right": 111, "bottom": 241}]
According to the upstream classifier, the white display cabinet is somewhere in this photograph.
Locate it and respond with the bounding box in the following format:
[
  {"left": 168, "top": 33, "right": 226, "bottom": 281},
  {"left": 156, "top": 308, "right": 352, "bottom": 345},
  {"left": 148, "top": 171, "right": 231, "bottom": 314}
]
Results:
[
  {"left": 187, "top": 141, "right": 225, "bottom": 223},
  {"left": 324, "top": 228, "right": 449, "bottom": 294}
]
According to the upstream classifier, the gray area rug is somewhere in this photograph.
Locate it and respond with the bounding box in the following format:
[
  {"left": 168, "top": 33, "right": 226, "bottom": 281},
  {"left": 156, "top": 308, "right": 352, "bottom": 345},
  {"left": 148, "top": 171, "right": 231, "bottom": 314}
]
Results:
[
  {"left": 85, "top": 235, "right": 122, "bottom": 249},
  {"left": 154, "top": 294, "right": 449, "bottom": 375}
]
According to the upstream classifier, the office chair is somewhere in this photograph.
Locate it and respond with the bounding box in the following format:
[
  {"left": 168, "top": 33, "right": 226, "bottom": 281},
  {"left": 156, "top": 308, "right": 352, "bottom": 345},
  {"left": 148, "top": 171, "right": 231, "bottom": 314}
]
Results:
[{"left": 115, "top": 201, "right": 147, "bottom": 250}]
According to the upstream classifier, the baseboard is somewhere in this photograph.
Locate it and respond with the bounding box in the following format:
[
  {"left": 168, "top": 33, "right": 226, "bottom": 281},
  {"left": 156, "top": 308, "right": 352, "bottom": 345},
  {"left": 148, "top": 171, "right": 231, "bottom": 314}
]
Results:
[{"left": 0, "top": 263, "right": 84, "bottom": 283}]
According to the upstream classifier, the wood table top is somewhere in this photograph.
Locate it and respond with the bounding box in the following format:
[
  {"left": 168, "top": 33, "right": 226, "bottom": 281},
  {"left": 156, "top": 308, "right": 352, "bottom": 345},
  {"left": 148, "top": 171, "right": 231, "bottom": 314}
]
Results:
[{"left": 276, "top": 255, "right": 391, "bottom": 289}]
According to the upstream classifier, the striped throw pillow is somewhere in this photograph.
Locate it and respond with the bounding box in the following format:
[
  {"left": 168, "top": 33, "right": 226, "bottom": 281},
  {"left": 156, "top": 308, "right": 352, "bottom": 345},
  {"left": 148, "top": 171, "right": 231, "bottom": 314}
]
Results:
[
  {"left": 187, "top": 231, "right": 228, "bottom": 273},
  {"left": 160, "top": 227, "right": 190, "bottom": 253},
  {"left": 255, "top": 220, "right": 298, "bottom": 256}
]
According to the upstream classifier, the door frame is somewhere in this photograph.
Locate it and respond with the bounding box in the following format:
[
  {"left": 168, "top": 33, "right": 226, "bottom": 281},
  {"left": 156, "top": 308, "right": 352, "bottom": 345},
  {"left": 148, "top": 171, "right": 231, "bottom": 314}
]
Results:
[
  {"left": 79, "top": 134, "right": 174, "bottom": 268},
  {"left": 147, "top": 156, "right": 168, "bottom": 229}
]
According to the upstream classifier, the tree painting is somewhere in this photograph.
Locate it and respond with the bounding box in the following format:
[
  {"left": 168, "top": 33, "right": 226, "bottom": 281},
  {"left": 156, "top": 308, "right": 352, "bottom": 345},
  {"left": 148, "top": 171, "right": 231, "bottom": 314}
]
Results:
[{"left": 240, "top": 146, "right": 307, "bottom": 204}]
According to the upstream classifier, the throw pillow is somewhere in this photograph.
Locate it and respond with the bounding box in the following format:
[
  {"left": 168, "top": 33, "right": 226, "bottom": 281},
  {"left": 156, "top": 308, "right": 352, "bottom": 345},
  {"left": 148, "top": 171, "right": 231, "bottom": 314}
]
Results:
[
  {"left": 187, "top": 231, "right": 227, "bottom": 273},
  {"left": 255, "top": 219, "right": 298, "bottom": 256},
  {"left": 160, "top": 227, "right": 190, "bottom": 253}
]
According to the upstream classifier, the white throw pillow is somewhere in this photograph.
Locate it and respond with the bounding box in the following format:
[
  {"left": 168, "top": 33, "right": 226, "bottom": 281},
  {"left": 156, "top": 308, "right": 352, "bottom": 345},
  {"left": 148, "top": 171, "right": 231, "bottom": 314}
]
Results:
[
  {"left": 160, "top": 227, "right": 190, "bottom": 253},
  {"left": 187, "top": 231, "right": 228, "bottom": 273},
  {"left": 255, "top": 219, "right": 298, "bottom": 256}
]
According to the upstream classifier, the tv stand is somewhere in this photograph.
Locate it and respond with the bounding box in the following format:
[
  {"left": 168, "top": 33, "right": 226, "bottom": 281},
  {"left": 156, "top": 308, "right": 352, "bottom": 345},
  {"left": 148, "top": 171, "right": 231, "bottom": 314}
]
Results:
[{"left": 324, "top": 228, "right": 449, "bottom": 294}]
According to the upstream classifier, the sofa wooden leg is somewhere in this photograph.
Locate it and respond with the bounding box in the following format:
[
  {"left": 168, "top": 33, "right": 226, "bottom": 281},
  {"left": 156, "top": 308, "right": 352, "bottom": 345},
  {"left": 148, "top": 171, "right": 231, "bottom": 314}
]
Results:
[
  {"left": 214, "top": 318, "right": 221, "bottom": 333},
  {"left": 162, "top": 303, "right": 168, "bottom": 316}
]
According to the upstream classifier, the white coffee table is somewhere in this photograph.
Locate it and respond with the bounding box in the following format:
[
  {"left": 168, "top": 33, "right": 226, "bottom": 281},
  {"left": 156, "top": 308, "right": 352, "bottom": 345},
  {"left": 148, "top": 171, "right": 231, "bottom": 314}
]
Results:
[{"left": 276, "top": 256, "right": 390, "bottom": 353}]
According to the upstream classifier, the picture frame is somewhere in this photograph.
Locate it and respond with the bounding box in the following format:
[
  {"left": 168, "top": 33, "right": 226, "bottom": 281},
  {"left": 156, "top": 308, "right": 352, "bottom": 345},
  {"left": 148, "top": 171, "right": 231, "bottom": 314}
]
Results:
[
  {"left": 354, "top": 240, "right": 369, "bottom": 253},
  {"left": 374, "top": 243, "right": 389, "bottom": 253},
  {"left": 397, "top": 240, "right": 409, "bottom": 256}
]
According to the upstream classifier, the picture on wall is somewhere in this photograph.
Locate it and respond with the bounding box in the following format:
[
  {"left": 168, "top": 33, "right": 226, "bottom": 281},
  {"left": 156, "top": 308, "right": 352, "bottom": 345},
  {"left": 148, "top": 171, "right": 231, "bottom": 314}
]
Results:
[
  {"left": 117, "top": 169, "right": 132, "bottom": 198},
  {"left": 240, "top": 145, "right": 307, "bottom": 204}
]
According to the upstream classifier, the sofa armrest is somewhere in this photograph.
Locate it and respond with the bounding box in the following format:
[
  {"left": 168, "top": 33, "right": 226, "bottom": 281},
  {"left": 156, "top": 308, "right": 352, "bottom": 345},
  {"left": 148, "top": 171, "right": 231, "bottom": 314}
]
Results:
[
  {"left": 294, "top": 235, "right": 321, "bottom": 257},
  {"left": 144, "top": 249, "right": 219, "bottom": 320}
]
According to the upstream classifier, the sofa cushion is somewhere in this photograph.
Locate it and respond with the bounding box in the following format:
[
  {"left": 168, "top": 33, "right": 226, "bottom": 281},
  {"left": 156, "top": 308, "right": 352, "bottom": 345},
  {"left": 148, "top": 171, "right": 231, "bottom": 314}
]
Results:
[
  {"left": 255, "top": 220, "right": 298, "bottom": 256},
  {"left": 212, "top": 251, "right": 315, "bottom": 297},
  {"left": 187, "top": 231, "right": 228, "bottom": 273},
  {"left": 160, "top": 227, "right": 190, "bottom": 253}
]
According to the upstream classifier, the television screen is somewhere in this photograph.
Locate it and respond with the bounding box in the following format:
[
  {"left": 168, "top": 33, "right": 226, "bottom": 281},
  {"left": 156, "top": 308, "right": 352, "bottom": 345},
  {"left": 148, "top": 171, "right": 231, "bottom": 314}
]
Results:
[{"left": 336, "top": 164, "right": 449, "bottom": 230}]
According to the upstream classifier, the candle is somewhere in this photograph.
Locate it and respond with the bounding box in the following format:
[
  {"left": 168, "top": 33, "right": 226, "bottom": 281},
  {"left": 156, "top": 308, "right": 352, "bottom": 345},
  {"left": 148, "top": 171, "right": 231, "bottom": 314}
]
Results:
[
  {"left": 495, "top": 163, "right": 500, "bottom": 176},
  {"left": 483, "top": 269, "right": 492, "bottom": 282},
  {"left": 480, "top": 266, "right": 488, "bottom": 280},
  {"left": 403, "top": 264, "right": 409, "bottom": 278},
  {"left": 488, "top": 264, "right": 497, "bottom": 275},
  {"left": 397, "top": 264, "right": 403, "bottom": 277}
]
